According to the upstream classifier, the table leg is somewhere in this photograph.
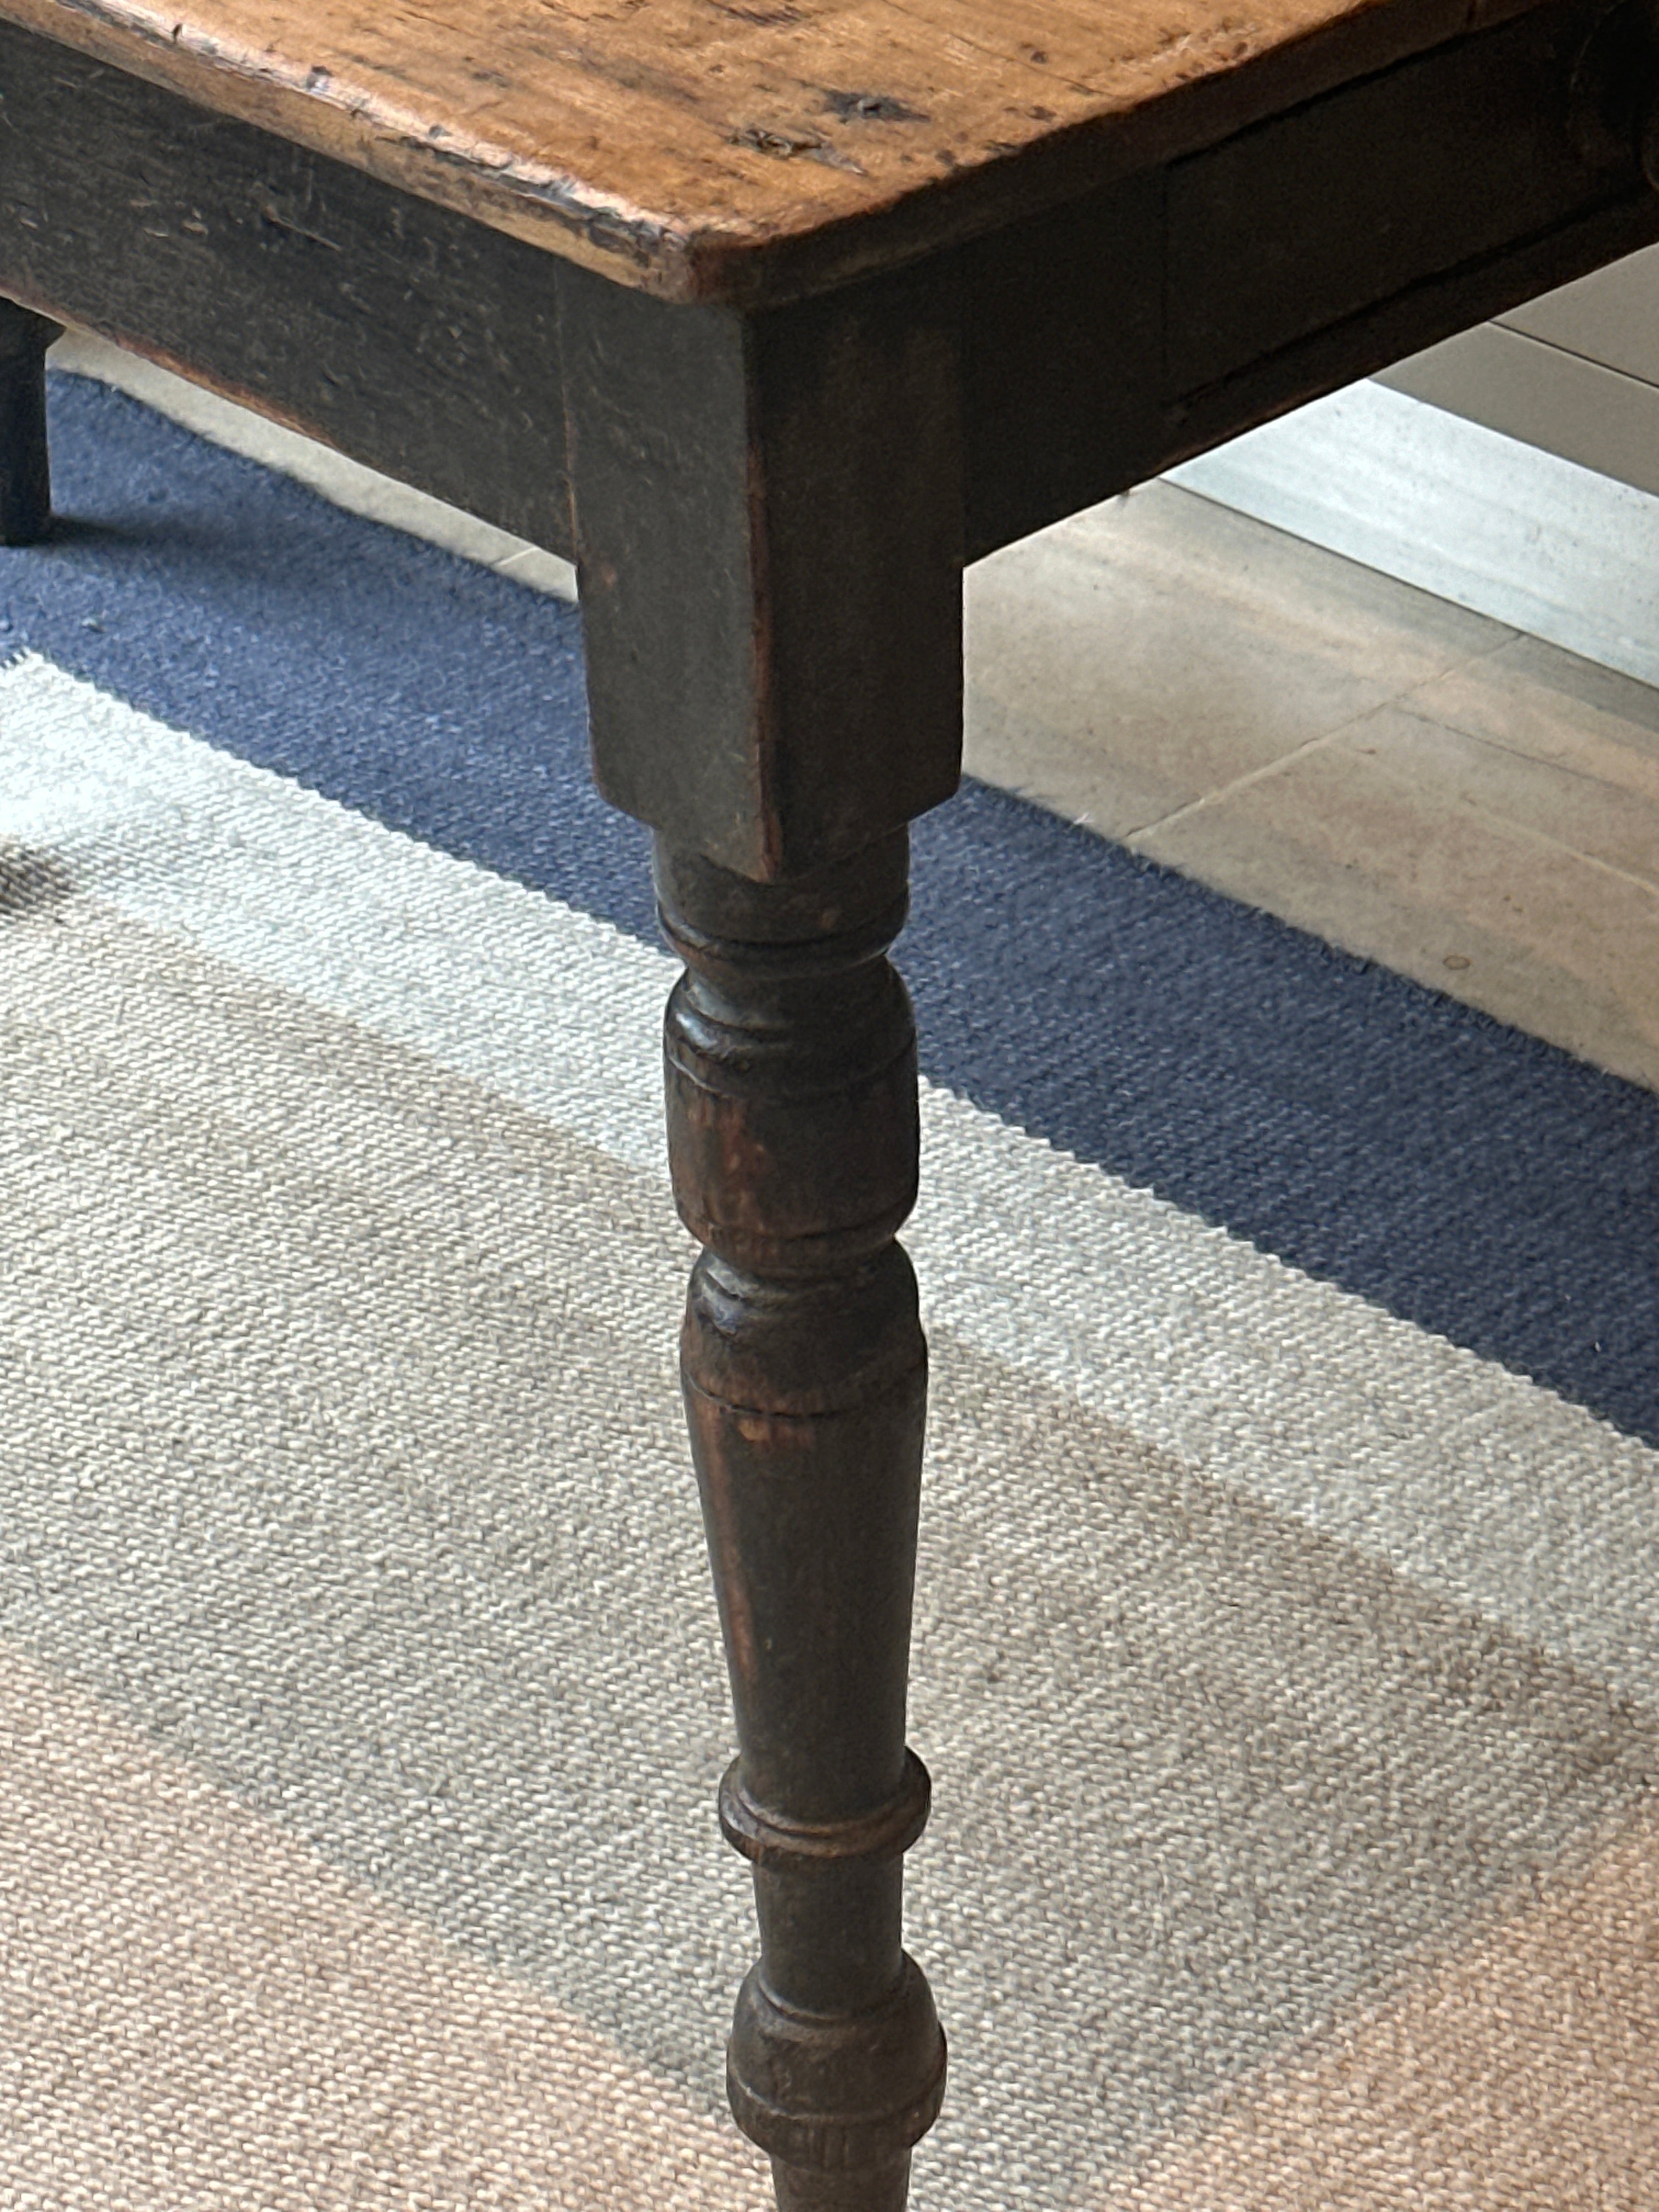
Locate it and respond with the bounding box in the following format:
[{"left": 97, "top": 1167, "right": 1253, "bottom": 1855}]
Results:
[
  {"left": 560, "top": 256, "right": 964, "bottom": 2209},
  {"left": 0, "top": 298, "right": 59, "bottom": 545},
  {"left": 657, "top": 834, "right": 946, "bottom": 2209}
]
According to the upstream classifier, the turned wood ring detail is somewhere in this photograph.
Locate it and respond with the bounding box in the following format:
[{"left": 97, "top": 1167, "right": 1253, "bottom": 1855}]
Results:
[{"left": 719, "top": 1748, "right": 933, "bottom": 1871}]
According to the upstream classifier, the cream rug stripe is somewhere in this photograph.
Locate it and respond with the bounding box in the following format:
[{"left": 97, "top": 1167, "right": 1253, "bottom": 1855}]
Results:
[
  {"left": 0, "top": 653, "right": 669, "bottom": 1177},
  {"left": 4, "top": 804, "right": 1657, "bottom": 2202},
  {"left": 0, "top": 1641, "right": 758, "bottom": 2212},
  {"left": 3, "top": 652, "right": 1656, "bottom": 1706},
  {"left": 1097, "top": 1803, "right": 1659, "bottom": 2211}
]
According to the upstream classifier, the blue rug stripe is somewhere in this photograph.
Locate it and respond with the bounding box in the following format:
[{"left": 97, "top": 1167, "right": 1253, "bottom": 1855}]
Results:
[{"left": 5, "top": 371, "right": 1656, "bottom": 1448}]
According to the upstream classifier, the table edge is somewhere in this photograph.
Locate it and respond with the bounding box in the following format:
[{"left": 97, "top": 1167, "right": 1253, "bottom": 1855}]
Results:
[{"left": 0, "top": 0, "right": 1559, "bottom": 304}]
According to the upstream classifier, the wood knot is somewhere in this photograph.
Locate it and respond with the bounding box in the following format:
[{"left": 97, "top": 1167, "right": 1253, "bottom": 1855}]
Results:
[{"left": 821, "top": 91, "right": 929, "bottom": 124}]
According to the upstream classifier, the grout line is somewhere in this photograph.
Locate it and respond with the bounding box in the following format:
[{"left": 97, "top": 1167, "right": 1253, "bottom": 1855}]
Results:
[
  {"left": 1131, "top": 693, "right": 1659, "bottom": 904},
  {"left": 1306, "top": 687, "right": 1659, "bottom": 898},
  {"left": 1437, "top": 721, "right": 1657, "bottom": 794},
  {"left": 1485, "top": 319, "right": 1659, "bottom": 401},
  {"left": 1359, "top": 680, "right": 1659, "bottom": 897},
  {"left": 1452, "top": 801, "right": 1659, "bottom": 905},
  {"left": 1121, "top": 629, "right": 1529, "bottom": 847},
  {"left": 1121, "top": 709, "right": 1387, "bottom": 846}
]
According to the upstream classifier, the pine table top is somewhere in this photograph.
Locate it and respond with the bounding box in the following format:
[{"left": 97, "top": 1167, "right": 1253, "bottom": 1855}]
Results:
[{"left": 0, "top": 0, "right": 1541, "bottom": 300}]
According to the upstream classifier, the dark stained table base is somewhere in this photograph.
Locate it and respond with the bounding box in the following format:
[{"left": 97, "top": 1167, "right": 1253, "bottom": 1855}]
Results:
[{"left": 5, "top": 3, "right": 1659, "bottom": 2197}]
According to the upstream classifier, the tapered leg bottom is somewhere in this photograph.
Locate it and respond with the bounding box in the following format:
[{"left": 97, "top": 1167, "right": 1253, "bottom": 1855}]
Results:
[{"left": 771, "top": 2154, "right": 913, "bottom": 2211}]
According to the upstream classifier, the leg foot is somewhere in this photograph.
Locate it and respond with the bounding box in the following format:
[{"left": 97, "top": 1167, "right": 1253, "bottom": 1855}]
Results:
[
  {"left": 657, "top": 833, "right": 946, "bottom": 2211},
  {"left": 771, "top": 2156, "right": 914, "bottom": 2212},
  {"left": 0, "top": 298, "right": 61, "bottom": 546}
]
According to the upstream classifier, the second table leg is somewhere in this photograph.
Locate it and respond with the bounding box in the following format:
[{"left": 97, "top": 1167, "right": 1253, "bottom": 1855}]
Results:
[{"left": 0, "top": 297, "right": 59, "bottom": 546}]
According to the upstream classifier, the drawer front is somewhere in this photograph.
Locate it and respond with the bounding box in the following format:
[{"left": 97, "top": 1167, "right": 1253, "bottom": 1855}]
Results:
[{"left": 1167, "top": 0, "right": 1641, "bottom": 392}]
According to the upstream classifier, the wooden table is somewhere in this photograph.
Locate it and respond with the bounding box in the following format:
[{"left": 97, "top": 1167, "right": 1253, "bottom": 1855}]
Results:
[{"left": 2, "top": 0, "right": 1656, "bottom": 2200}]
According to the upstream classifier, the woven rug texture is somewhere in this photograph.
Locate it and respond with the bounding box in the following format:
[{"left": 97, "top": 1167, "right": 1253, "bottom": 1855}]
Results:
[{"left": 2, "top": 374, "right": 1658, "bottom": 2210}]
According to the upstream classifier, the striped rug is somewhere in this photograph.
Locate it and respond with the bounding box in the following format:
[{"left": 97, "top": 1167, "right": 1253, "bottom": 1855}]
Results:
[{"left": 3, "top": 370, "right": 1657, "bottom": 2211}]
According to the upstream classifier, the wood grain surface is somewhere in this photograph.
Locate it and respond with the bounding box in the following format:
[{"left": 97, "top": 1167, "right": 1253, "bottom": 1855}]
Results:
[{"left": 0, "top": 0, "right": 1553, "bottom": 301}]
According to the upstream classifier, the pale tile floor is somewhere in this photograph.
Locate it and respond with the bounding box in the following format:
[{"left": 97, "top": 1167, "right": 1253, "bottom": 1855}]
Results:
[
  {"left": 54, "top": 330, "right": 1659, "bottom": 1092},
  {"left": 967, "top": 490, "right": 1659, "bottom": 1091}
]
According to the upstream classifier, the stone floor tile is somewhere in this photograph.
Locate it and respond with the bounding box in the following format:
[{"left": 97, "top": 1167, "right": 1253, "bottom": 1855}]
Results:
[
  {"left": 966, "top": 485, "right": 1512, "bottom": 838},
  {"left": 1133, "top": 708, "right": 1659, "bottom": 1087}
]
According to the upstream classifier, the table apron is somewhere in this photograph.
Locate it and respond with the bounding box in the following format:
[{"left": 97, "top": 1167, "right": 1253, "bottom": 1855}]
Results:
[
  {"left": 963, "top": 0, "right": 1659, "bottom": 557},
  {"left": 3, "top": 0, "right": 1657, "bottom": 577},
  {"left": 0, "top": 16, "right": 574, "bottom": 560}
]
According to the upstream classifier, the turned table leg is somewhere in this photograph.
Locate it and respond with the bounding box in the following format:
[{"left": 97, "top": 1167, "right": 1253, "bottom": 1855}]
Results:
[
  {"left": 0, "top": 298, "right": 59, "bottom": 545},
  {"left": 560, "top": 251, "right": 964, "bottom": 2209},
  {"left": 657, "top": 836, "right": 946, "bottom": 2209}
]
